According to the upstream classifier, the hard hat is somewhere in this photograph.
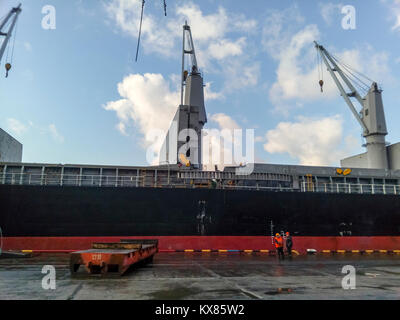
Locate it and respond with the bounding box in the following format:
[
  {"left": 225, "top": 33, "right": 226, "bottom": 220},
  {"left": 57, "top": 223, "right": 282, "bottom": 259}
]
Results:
[
  {"left": 286, "top": 232, "right": 290, "bottom": 236},
  {"left": 275, "top": 233, "right": 280, "bottom": 237}
]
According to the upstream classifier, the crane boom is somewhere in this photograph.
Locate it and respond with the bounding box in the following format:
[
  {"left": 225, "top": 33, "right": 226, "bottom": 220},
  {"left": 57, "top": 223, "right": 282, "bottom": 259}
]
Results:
[
  {"left": 314, "top": 41, "right": 389, "bottom": 169},
  {"left": 315, "top": 42, "right": 368, "bottom": 133},
  {"left": 0, "top": 4, "right": 22, "bottom": 64}
]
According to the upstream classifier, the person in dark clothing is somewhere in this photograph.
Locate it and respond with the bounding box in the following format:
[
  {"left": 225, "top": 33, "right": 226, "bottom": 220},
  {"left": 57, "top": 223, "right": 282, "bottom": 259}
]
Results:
[
  {"left": 285, "top": 232, "right": 293, "bottom": 256},
  {"left": 274, "top": 233, "right": 284, "bottom": 260}
]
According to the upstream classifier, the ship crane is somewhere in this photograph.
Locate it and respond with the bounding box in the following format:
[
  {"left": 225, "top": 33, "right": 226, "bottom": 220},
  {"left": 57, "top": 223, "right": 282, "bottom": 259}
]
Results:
[
  {"left": 0, "top": 3, "right": 22, "bottom": 78},
  {"left": 315, "top": 41, "right": 389, "bottom": 169},
  {"left": 159, "top": 22, "right": 207, "bottom": 169}
]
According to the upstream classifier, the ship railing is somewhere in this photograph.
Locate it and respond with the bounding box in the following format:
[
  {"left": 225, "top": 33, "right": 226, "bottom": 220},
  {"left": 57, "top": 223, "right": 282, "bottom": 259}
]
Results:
[
  {"left": 0, "top": 172, "right": 297, "bottom": 192},
  {"left": 300, "top": 182, "right": 400, "bottom": 195}
]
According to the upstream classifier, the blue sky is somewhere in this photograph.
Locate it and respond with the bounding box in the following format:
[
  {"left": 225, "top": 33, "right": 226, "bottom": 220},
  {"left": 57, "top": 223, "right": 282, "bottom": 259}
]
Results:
[{"left": 1, "top": 0, "right": 400, "bottom": 167}]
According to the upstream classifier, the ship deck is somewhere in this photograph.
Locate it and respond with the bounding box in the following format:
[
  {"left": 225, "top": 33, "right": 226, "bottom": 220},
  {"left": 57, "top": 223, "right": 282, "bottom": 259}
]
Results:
[{"left": 1, "top": 253, "right": 400, "bottom": 300}]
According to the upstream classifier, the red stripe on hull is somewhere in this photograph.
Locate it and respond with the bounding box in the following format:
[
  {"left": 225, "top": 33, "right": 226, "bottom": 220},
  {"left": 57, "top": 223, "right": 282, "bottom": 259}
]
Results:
[{"left": 3, "top": 236, "right": 400, "bottom": 254}]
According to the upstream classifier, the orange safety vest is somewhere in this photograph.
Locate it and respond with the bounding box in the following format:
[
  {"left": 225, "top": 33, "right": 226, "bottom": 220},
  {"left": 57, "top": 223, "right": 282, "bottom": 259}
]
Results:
[{"left": 274, "top": 236, "right": 283, "bottom": 248}]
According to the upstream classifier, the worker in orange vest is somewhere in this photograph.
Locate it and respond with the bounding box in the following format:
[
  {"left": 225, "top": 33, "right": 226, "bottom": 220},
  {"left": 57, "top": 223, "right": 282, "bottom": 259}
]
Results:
[{"left": 274, "top": 233, "right": 284, "bottom": 260}]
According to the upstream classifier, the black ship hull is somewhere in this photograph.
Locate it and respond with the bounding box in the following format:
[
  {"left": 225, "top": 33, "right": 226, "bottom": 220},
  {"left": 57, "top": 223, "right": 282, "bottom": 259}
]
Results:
[{"left": 1, "top": 184, "right": 400, "bottom": 253}]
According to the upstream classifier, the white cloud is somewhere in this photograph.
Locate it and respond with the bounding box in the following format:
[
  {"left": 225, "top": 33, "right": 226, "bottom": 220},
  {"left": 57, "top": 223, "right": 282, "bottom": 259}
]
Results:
[
  {"left": 262, "top": 6, "right": 394, "bottom": 115},
  {"left": 319, "top": 2, "right": 343, "bottom": 25},
  {"left": 104, "top": 0, "right": 176, "bottom": 57},
  {"left": 264, "top": 115, "right": 358, "bottom": 166},
  {"left": 261, "top": 6, "right": 305, "bottom": 59},
  {"left": 48, "top": 124, "right": 64, "bottom": 143},
  {"left": 388, "top": 0, "right": 400, "bottom": 31},
  {"left": 105, "top": 1, "right": 258, "bottom": 93},
  {"left": 6, "top": 118, "right": 27, "bottom": 135},
  {"left": 210, "top": 113, "right": 241, "bottom": 130},
  {"left": 105, "top": 1, "right": 255, "bottom": 60},
  {"left": 204, "top": 82, "right": 224, "bottom": 101},
  {"left": 104, "top": 73, "right": 180, "bottom": 148},
  {"left": 175, "top": 5, "right": 228, "bottom": 42},
  {"left": 208, "top": 37, "right": 246, "bottom": 60},
  {"left": 223, "top": 60, "right": 260, "bottom": 92},
  {"left": 232, "top": 16, "right": 257, "bottom": 32},
  {"left": 104, "top": 72, "right": 226, "bottom": 149},
  {"left": 6, "top": 119, "right": 64, "bottom": 143},
  {"left": 268, "top": 25, "right": 327, "bottom": 104},
  {"left": 23, "top": 42, "right": 32, "bottom": 52},
  {"left": 104, "top": 72, "right": 246, "bottom": 169}
]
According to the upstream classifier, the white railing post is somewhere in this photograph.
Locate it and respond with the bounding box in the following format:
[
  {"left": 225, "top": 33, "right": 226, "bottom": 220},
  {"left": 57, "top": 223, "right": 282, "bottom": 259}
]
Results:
[
  {"left": 2, "top": 165, "right": 7, "bottom": 184},
  {"left": 41, "top": 166, "right": 45, "bottom": 186},
  {"left": 79, "top": 168, "right": 82, "bottom": 186},
  {"left": 99, "top": 168, "right": 103, "bottom": 187},
  {"left": 60, "top": 167, "right": 64, "bottom": 186},
  {"left": 19, "top": 166, "right": 24, "bottom": 185}
]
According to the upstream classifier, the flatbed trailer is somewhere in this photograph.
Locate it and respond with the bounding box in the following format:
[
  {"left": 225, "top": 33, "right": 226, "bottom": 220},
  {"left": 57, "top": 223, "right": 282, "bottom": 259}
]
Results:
[{"left": 70, "top": 239, "right": 158, "bottom": 276}]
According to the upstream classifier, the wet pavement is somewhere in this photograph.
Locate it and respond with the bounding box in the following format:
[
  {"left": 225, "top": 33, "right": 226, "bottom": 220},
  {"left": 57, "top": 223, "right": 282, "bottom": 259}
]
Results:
[{"left": 0, "top": 253, "right": 400, "bottom": 300}]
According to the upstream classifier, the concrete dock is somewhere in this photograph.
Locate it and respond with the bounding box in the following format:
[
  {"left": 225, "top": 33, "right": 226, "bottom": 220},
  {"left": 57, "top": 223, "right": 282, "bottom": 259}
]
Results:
[{"left": 0, "top": 253, "right": 400, "bottom": 300}]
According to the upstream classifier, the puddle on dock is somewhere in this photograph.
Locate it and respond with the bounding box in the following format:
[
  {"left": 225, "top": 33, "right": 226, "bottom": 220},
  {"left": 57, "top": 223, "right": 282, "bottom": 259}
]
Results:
[{"left": 149, "top": 287, "right": 199, "bottom": 300}]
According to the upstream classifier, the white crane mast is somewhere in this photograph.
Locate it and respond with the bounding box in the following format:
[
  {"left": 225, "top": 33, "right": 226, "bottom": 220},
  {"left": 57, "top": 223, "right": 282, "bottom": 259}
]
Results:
[
  {"left": 159, "top": 22, "right": 207, "bottom": 168},
  {"left": 315, "top": 41, "right": 389, "bottom": 170}
]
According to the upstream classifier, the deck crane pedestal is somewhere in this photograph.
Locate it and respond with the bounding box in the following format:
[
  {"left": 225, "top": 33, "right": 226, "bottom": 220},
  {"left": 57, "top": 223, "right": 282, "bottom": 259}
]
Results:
[{"left": 314, "top": 41, "right": 400, "bottom": 170}]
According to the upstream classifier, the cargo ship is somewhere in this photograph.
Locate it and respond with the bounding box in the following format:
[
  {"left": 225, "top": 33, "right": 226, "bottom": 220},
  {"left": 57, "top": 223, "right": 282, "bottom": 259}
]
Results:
[{"left": 1, "top": 7, "right": 400, "bottom": 254}]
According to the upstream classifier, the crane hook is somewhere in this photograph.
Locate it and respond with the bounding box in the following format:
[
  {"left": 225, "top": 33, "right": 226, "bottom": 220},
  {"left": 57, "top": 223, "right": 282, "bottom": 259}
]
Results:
[
  {"left": 5, "top": 63, "right": 11, "bottom": 78},
  {"left": 319, "top": 79, "right": 324, "bottom": 93}
]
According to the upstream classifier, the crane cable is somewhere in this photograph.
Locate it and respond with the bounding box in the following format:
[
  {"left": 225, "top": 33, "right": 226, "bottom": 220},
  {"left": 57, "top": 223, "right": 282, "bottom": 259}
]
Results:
[
  {"left": 135, "top": 0, "right": 145, "bottom": 62},
  {"left": 10, "top": 14, "right": 18, "bottom": 65},
  {"left": 316, "top": 47, "right": 324, "bottom": 92},
  {"left": 335, "top": 60, "right": 370, "bottom": 96},
  {"left": 4, "top": 14, "right": 18, "bottom": 78},
  {"left": 135, "top": 0, "right": 168, "bottom": 62},
  {"left": 331, "top": 54, "right": 375, "bottom": 95},
  {"left": 332, "top": 54, "right": 374, "bottom": 83}
]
